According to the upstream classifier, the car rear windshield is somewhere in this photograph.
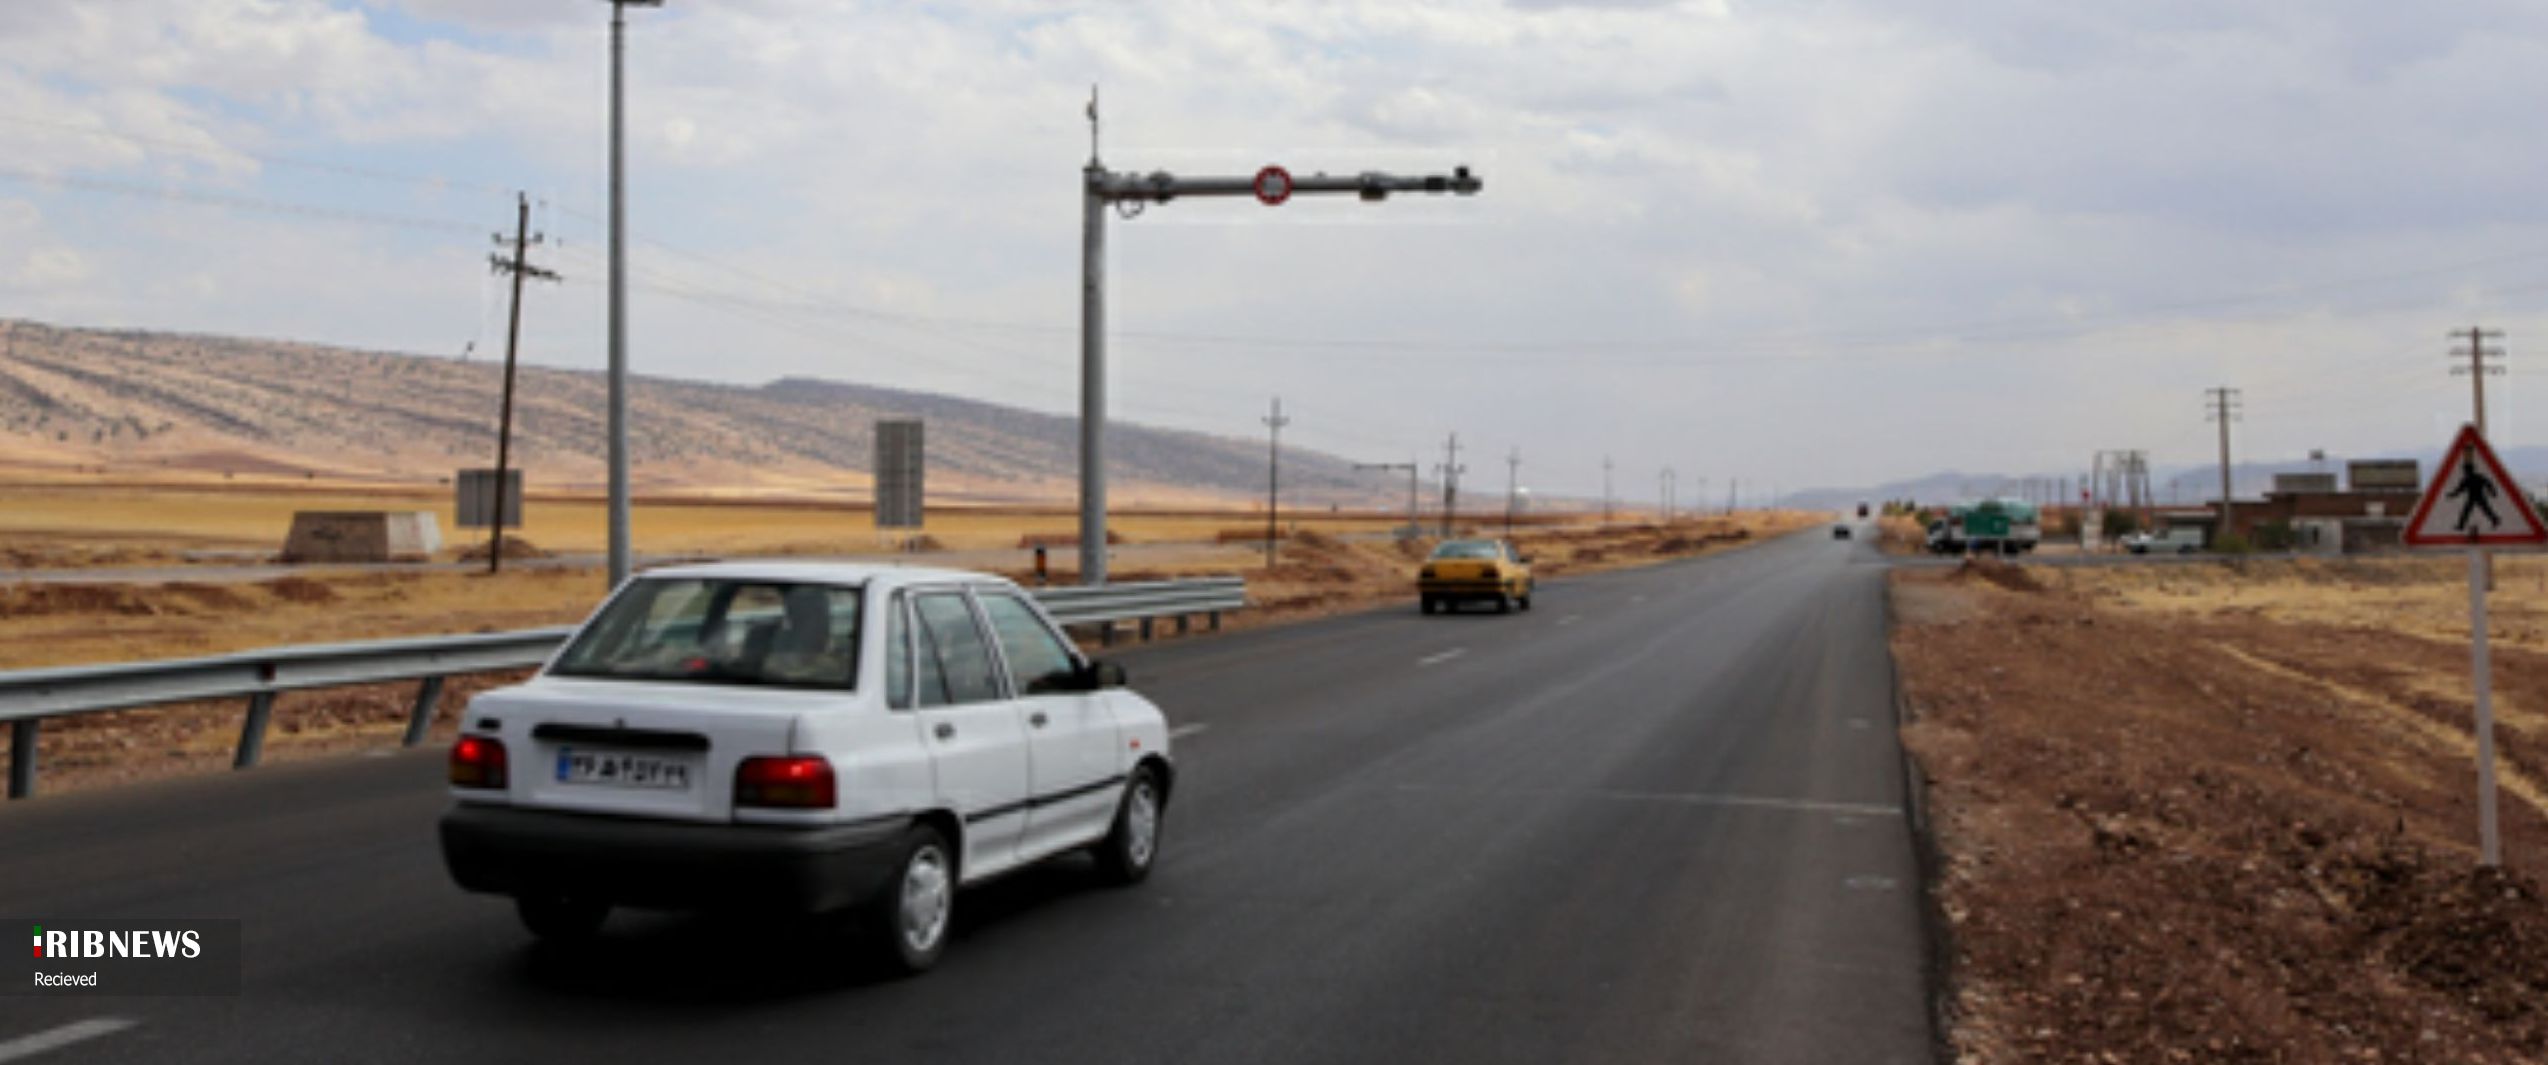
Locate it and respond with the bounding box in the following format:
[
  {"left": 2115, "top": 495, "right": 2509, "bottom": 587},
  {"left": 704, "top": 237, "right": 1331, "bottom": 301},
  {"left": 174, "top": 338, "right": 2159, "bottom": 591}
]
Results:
[
  {"left": 549, "top": 578, "right": 863, "bottom": 691},
  {"left": 1430, "top": 541, "right": 1501, "bottom": 560}
]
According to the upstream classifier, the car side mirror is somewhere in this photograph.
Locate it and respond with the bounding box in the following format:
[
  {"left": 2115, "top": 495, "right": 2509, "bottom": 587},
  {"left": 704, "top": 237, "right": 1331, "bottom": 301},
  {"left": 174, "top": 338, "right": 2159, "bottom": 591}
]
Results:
[
  {"left": 1517, "top": 554, "right": 1534, "bottom": 564},
  {"left": 1070, "top": 659, "right": 1128, "bottom": 691}
]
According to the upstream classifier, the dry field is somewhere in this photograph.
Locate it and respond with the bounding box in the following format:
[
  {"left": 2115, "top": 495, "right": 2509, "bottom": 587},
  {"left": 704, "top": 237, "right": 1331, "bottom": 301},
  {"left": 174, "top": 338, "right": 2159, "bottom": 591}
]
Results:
[
  {"left": 0, "top": 479, "right": 1493, "bottom": 566},
  {"left": 2, "top": 511, "right": 1818, "bottom": 796},
  {"left": 1894, "top": 557, "right": 2548, "bottom": 1063}
]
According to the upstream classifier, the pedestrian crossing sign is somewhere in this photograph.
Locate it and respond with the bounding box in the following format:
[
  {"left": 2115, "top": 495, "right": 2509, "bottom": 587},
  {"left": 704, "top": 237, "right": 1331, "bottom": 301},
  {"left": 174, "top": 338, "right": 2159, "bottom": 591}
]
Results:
[{"left": 2404, "top": 424, "right": 2547, "bottom": 546}]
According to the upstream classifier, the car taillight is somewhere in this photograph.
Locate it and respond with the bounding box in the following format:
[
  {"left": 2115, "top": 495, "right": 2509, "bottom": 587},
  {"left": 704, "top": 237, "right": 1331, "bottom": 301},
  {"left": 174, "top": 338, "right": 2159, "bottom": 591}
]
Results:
[
  {"left": 1420, "top": 565, "right": 1437, "bottom": 578},
  {"left": 736, "top": 756, "right": 836, "bottom": 809},
  {"left": 449, "top": 735, "right": 508, "bottom": 789}
]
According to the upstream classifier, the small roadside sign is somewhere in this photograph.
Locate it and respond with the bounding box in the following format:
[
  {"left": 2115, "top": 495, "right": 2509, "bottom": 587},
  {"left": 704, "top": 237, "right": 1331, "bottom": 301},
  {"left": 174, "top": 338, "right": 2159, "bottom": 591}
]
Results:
[
  {"left": 1252, "top": 165, "right": 1293, "bottom": 206},
  {"left": 2405, "top": 423, "right": 2537, "bottom": 869},
  {"left": 2403, "top": 424, "right": 2546, "bottom": 547}
]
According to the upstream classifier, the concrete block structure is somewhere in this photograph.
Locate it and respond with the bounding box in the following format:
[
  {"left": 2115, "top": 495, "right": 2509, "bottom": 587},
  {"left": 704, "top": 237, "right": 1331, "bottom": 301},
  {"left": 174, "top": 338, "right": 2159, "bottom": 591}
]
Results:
[{"left": 281, "top": 511, "right": 443, "bottom": 564}]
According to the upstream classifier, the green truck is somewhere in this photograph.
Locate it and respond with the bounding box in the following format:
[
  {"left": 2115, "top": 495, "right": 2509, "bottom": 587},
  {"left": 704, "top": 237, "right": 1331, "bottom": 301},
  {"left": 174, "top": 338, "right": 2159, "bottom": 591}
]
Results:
[{"left": 1925, "top": 498, "right": 2043, "bottom": 555}]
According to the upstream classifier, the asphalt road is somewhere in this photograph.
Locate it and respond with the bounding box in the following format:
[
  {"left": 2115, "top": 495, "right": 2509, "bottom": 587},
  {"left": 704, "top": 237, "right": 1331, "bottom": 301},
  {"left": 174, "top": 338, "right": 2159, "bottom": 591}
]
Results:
[{"left": 0, "top": 530, "right": 1933, "bottom": 1064}]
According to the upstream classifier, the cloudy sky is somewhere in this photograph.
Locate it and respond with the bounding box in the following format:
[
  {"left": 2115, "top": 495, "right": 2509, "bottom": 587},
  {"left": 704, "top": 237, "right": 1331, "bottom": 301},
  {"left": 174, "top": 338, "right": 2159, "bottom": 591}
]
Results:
[{"left": 5, "top": 1, "right": 2547, "bottom": 500}]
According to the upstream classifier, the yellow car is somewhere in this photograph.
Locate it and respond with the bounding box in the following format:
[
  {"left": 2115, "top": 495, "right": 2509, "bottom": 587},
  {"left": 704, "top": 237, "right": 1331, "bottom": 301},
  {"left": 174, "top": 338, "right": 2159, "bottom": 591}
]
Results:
[{"left": 1419, "top": 538, "right": 1534, "bottom": 614}]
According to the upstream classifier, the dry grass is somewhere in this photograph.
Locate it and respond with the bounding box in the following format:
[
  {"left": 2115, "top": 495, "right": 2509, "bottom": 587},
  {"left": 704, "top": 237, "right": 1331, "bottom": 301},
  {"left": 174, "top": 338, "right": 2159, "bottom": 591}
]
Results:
[
  {"left": 2051, "top": 554, "right": 2548, "bottom": 654},
  {"left": 0, "top": 481, "right": 1470, "bottom": 560}
]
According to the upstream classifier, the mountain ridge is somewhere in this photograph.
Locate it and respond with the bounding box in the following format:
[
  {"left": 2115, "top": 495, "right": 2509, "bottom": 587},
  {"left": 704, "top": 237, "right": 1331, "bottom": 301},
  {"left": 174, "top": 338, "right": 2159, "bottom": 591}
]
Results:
[{"left": 0, "top": 318, "right": 1396, "bottom": 507}]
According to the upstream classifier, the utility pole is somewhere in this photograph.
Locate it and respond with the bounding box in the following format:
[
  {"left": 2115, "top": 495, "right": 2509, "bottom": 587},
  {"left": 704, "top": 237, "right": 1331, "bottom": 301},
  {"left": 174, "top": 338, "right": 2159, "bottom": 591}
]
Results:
[
  {"left": 1436, "top": 433, "right": 1466, "bottom": 537},
  {"left": 1728, "top": 477, "right": 1739, "bottom": 514},
  {"left": 1503, "top": 447, "right": 1521, "bottom": 537},
  {"left": 1660, "top": 467, "right": 1675, "bottom": 522},
  {"left": 2450, "top": 325, "right": 2507, "bottom": 436},
  {"left": 486, "top": 192, "right": 558, "bottom": 574},
  {"left": 1355, "top": 460, "right": 1420, "bottom": 539},
  {"left": 1262, "top": 397, "right": 1288, "bottom": 569},
  {"left": 602, "top": 0, "right": 662, "bottom": 591},
  {"left": 2449, "top": 326, "right": 2508, "bottom": 591},
  {"left": 2206, "top": 388, "right": 2242, "bottom": 544},
  {"left": 1076, "top": 91, "right": 1481, "bottom": 584},
  {"left": 1602, "top": 456, "right": 1614, "bottom": 527}
]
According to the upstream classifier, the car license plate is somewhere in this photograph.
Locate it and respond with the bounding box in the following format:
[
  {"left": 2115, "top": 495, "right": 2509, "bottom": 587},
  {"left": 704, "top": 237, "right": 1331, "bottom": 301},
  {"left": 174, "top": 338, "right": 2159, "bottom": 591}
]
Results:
[{"left": 555, "top": 748, "right": 693, "bottom": 790}]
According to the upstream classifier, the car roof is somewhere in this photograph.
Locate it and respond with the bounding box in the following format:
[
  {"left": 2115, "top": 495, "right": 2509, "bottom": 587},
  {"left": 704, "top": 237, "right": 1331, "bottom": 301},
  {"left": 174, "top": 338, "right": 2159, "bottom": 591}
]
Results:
[{"left": 632, "top": 559, "right": 1019, "bottom": 591}]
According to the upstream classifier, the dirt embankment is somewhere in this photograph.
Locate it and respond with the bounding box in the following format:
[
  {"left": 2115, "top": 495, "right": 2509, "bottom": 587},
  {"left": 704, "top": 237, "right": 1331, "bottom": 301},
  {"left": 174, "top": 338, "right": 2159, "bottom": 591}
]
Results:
[{"left": 1894, "top": 558, "right": 2548, "bottom": 1063}]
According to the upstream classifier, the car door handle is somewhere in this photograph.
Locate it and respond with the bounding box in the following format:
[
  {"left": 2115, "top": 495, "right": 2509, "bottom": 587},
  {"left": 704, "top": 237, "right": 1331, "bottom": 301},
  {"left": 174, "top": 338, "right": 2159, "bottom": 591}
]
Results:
[
  {"left": 1029, "top": 712, "right": 1049, "bottom": 728},
  {"left": 933, "top": 722, "right": 955, "bottom": 740}
]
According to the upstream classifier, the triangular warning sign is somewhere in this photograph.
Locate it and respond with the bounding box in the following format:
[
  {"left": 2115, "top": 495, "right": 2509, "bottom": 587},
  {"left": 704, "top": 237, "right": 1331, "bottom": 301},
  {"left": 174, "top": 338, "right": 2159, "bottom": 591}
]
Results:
[{"left": 2404, "top": 424, "right": 2548, "bottom": 546}]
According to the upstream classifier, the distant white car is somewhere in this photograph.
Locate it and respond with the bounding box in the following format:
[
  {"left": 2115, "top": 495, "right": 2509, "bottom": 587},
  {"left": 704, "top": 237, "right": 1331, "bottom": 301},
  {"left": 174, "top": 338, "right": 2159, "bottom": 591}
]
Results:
[
  {"left": 439, "top": 561, "right": 1174, "bottom": 974},
  {"left": 2125, "top": 529, "right": 2204, "bottom": 555}
]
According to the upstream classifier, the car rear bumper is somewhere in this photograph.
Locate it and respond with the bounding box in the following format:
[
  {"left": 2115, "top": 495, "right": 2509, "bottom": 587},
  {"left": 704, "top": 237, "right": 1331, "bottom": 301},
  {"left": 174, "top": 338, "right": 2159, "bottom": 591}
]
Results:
[
  {"left": 439, "top": 804, "right": 907, "bottom": 913},
  {"left": 1420, "top": 578, "right": 1513, "bottom": 597}
]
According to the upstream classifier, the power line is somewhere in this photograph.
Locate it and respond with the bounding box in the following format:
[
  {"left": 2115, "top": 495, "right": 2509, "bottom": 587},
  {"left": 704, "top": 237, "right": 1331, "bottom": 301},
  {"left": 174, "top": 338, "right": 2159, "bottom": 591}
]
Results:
[
  {"left": 0, "top": 166, "right": 488, "bottom": 235},
  {"left": 0, "top": 113, "right": 526, "bottom": 201}
]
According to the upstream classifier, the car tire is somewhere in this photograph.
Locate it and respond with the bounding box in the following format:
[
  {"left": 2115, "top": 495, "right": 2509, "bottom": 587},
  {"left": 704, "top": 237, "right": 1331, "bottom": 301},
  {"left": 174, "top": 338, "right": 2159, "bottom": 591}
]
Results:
[
  {"left": 1094, "top": 766, "right": 1166, "bottom": 886},
  {"left": 515, "top": 895, "right": 608, "bottom": 944},
  {"left": 1517, "top": 591, "right": 1532, "bottom": 611},
  {"left": 1494, "top": 594, "right": 1512, "bottom": 614},
  {"left": 1420, "top": 595, "right": 1436, "bottom": 615},
  {"left": 874, "top": 824, "right": 955, "bottom": 975}
]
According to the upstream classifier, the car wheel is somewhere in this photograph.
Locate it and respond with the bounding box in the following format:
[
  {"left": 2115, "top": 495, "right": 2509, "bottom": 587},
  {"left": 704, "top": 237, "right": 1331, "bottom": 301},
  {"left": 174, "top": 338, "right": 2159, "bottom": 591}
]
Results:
[
  {"left": 875, "top": 824, "right": 955, "bottom": 975},
  {"left": 1494, "top": 594, "right": 1512, "bottom": 614},
  {"left": 1420, "top": 595, "right": 1436, "bottom": 615},
  {"left": 1517, "top": 591, "right": 1532, "bottom": 611},
  {"left": 1094, "top": 766, "right": 1166, "bottom": 886},
  {"left": 515, "top": 895, "right": 608, "bottom": 944}
]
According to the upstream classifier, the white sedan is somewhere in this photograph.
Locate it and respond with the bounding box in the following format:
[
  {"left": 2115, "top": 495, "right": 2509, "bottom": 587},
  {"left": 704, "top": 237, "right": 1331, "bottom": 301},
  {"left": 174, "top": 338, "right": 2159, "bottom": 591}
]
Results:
[{"left": 438, "top": 561, "right": 1175, "bottom": 973}]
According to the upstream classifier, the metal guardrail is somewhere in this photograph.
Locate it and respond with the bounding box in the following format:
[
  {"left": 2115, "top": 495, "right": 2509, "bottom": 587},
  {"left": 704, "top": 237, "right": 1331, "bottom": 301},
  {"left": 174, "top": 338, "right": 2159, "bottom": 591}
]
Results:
[
  {"left": 0, "top": 577, "right": 1248, "bottom": 800},
  {"left": 1034, "top": 576, "right": 1247, "bottom": 638}
]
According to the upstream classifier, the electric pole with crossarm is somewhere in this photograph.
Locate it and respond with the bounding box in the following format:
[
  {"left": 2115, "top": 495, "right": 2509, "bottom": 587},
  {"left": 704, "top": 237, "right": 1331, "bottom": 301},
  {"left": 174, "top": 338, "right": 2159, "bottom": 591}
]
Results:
[
  {"left": 1504, "top": 447, "right": 1522, "bottom": 537},
  {"left": 486, "top": 192, "right": 558, "bottom": 574},
  {"left": 1437, "top": 432, "right": 1466, "bottom": 537},
  {"left": 2207, "top": 387, "right": 2243, "bottom": 545},
  {"left": 1076, "top": 89, "right": 1482, "bottom": 583},
  {"left": 1602, "top": 456, "right": 1614, "bottom": 526},
  {"left": 2451, "top": 325, "right": 2507, "bottom": 436},
  {"left": 1262, "top": 397, "right": 1289, "bottom": 569}
]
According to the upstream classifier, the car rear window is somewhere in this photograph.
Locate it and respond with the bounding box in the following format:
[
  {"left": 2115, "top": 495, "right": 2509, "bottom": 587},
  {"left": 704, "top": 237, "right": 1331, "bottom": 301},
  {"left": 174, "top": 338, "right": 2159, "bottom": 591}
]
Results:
[
  {"left": 1430, "top": 541, "right": 1501, "bottom": 560},
  {"left": 550, "top": 578, "right": 863, "bottom": 691}
]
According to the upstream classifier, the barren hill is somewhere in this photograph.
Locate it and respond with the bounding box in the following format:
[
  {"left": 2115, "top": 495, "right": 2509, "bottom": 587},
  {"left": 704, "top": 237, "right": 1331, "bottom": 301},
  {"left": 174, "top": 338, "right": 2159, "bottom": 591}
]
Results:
[{"left": 0, "top": 319, "right": 1394, "bottom": 507}]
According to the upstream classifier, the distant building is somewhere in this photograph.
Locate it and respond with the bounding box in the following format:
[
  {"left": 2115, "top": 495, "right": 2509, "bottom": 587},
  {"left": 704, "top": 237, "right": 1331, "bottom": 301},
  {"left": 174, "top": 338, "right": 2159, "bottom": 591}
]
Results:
[{"left": 2207, "top": 458, "right": 2418, "bottom": 550}]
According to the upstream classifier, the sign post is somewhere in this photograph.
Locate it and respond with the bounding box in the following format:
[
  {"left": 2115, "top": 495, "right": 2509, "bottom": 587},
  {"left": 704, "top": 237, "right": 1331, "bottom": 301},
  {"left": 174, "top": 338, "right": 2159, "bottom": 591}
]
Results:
[{"left": 2402, "top": 423, "right": 2548, "bottom": 866}]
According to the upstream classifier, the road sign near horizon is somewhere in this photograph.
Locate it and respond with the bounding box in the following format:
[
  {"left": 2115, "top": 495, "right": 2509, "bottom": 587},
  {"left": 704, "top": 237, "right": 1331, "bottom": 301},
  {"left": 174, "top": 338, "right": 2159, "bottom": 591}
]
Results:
[
  {"left": 1252, "top": 165, "right": 1293, "bottom": 205},
  {"left": 2403, "top": 424, "right": 2546, "bottom": 547}
]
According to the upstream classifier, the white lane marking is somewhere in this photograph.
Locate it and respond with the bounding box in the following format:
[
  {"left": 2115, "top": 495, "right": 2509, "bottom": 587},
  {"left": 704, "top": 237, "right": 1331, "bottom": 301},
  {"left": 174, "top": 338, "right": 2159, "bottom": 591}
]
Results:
[
  {"left": 1393, "top": 783, "right": 1903, "bottom": 820},
  {"left": 1168, "top": 723, "right": 1209, "bottom": 740},
  {"left": 0, "top": 1019, "right": 138, "bottom": 1063},
  {"left": 1557, "top": 614, "right": 1583, "bottom": 627},
  {"left": 1416, "top": 648, "right": 1468, "bottom": 668}
]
